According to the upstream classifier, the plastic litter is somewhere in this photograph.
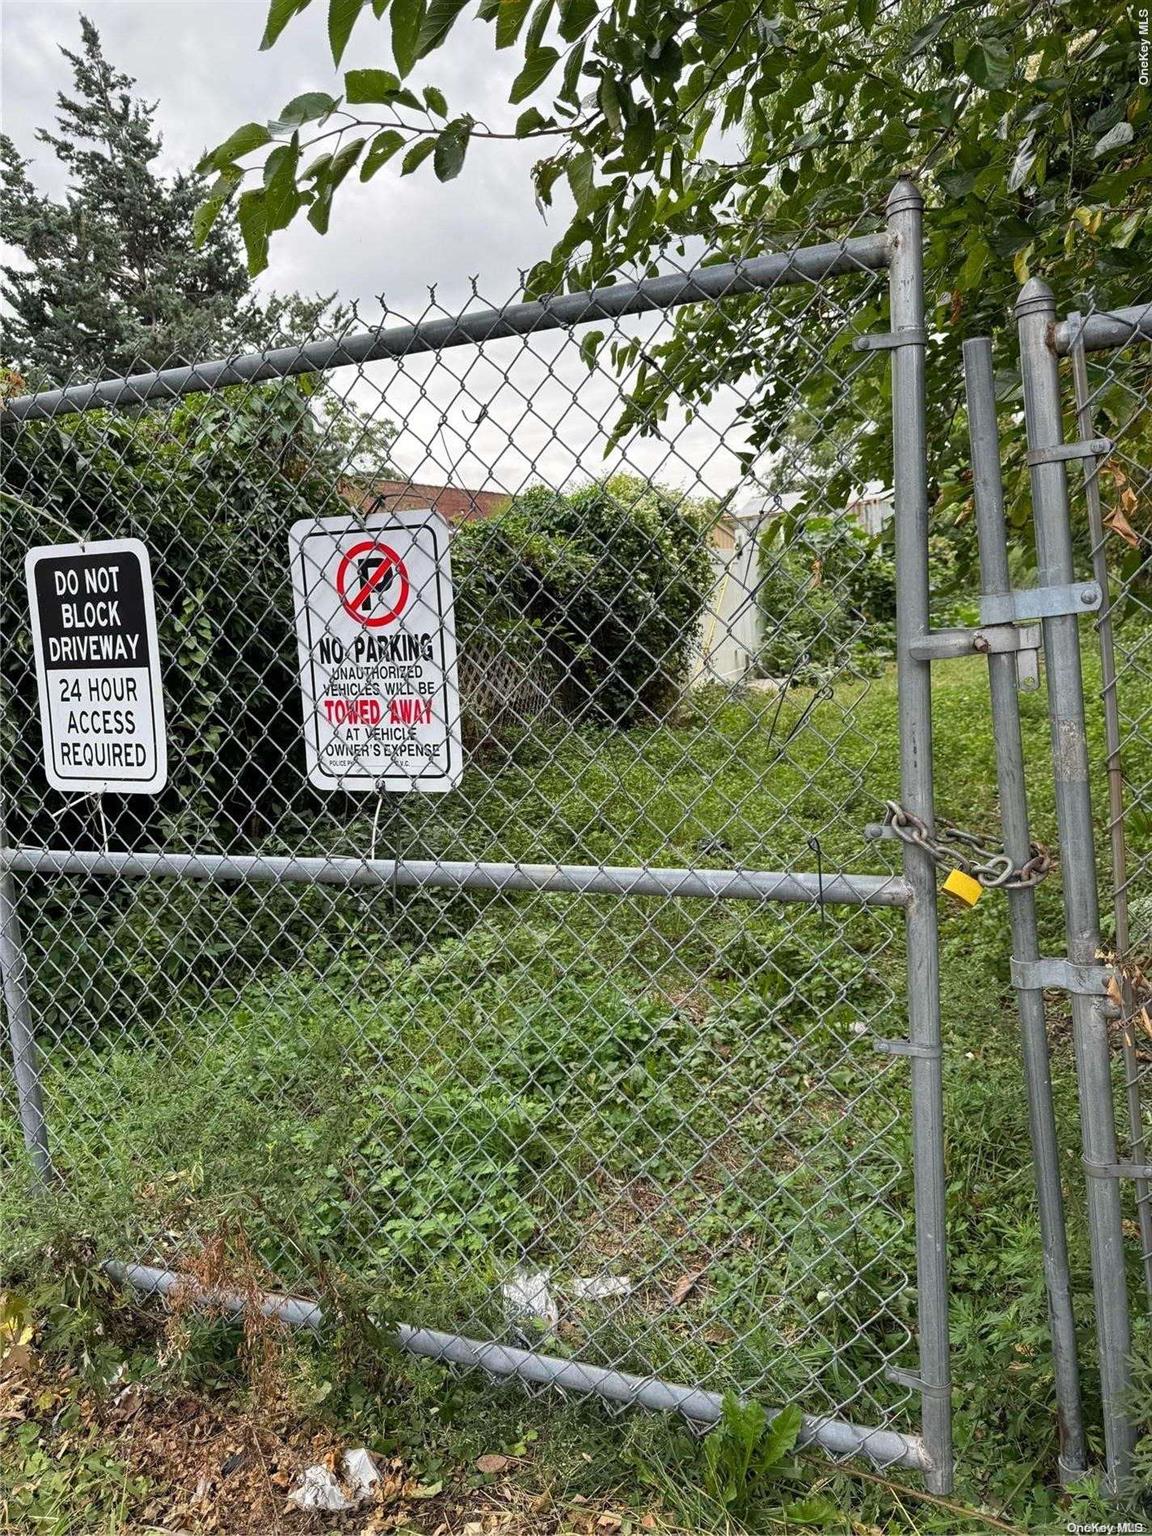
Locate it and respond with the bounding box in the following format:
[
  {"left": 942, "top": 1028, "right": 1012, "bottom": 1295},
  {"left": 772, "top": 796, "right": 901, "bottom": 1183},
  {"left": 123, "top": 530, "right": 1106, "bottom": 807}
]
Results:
[
  {"left": 342, "top": 1447, "right": 380, "bottom": 1499},
  {"left": 502, "top": 1267, "right": 558, "bottom": 1338},
  {"left": 287, "top": 1465, "right": 355, "bottom": 1512},
  {"left": 570, "top": 1276, "right": 633, "bottom": 1300}
]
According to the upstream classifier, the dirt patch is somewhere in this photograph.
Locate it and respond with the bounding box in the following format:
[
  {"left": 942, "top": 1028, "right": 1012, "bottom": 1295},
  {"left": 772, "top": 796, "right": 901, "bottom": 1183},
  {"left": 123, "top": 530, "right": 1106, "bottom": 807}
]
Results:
[{"left": 0, "top": 1354, "right": 671, "bottom": 1535}]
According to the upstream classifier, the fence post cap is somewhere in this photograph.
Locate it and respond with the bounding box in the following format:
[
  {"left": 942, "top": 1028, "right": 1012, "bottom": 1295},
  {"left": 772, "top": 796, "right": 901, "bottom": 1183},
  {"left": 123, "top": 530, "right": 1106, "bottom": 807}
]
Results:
[
  {"left": 1015, "top": 277, "right": 1056, "bottom": 320},
  {"left": 886, "top": 177, "right": 922, "bottom": 216}
]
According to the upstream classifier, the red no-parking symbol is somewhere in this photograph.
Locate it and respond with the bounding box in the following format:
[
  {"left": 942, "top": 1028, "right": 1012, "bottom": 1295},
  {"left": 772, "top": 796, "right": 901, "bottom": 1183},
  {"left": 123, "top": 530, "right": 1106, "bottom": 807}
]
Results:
[{"left": 335, "top": 540, "right": 410, "bottom": 628}]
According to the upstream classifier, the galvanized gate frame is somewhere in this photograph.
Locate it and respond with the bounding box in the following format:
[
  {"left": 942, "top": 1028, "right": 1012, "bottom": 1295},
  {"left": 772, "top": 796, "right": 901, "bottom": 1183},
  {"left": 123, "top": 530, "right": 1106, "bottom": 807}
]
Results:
[
  {"left": 1022, "top": 290, "right": 1152, "bottom": 1495},
  {"left": 1, "top": 181, "right": 954, "bottom": 1487}
]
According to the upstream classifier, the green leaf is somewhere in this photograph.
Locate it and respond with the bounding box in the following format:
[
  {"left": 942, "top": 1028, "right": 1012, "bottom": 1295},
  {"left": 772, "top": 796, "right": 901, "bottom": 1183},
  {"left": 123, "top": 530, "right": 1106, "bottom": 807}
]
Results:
[
  {"left": 329, "top": 0, "right": 366, "bottom": 64},
  {"left": 236, "top": 188, "right": 270, "bottom": 274},
  {"left": 192, "top": 169, "right": 241, "bottom": 249},
  {"left": 496, "top": 0, "right": 532, "bottom": 48},
  {"left": 330, "top": 135, "right": 368, "bottom": 182},
  {"left": 781, "top": 1496, "right": 840, "bottom": 1525},
  {"left": 524, "top": 0, "right": 554, "bottom": 53},
  {"left": 423, "top": 84, "right": 448, "bottom": 116},
  {"left": 566, "top": 149, "right": 594, "bottom": 210},
  {"left": 906, "top": 11, "right": 949, "bottom": 56},
  {"left": 360, "top": 129, "right": 407, "bottom": 179},
  {"left": 510, "top": 47, "right": 559, "bottom": 104},
  {"left": 560, "top": 37, "right": 586, "bottom": 104},
  {"left": 300, "top": 150, "right": 333, "bottom": 181},
  {"left": 578, "top": 329, "right": 602, "bottom": 369},
  {"left": 557, "top": 0, "right": 596, "bottom": 42},
  {"left": 417, "top": 0, "right": 471, "bottom": 60},
  {"left": 433, "top": 120, "right": 471, "bottom": 180},
  {"left": 260, "top": 0, "right": 310, "bottom": 50},
  {"left": 515, "top": 106, "right": 548, "bottom": 135},
  {"left": 345, "top": 68, "right": 403, "bottom": 102},
  {"left": 270, "top": 91, "right": 339, "bottom": 131},
  {"left": 756, "top": 1403, "right": 803, "bottom": 1470},
  {"left": 965, "top": 39, "right": 1012, "bottom": 90},
  {"left": 263, "top": 138, "right": 302, "bottom": 230},
  {"left": 1093, "top": 120, "right": 1134, "bottom": 158},
  {"left": 197, "top": 122, "right": 271, "bottom": 174},
  {"left": 621, "top": 105, "right": 653, "bottom": 169},
  {"left": 308, "top": 178, "right": 335, "bottom": 234},
  {"left": 391, "top": 0, "right": 425, "bottom": 75},
  {"left": 401, "top": 136, "right": 436, "bottom": 173},
  {"left": 1006, "top": 134, "right": 1037, "bottom": 193},
  {"left": 598, "top": 73, "right": 621, "bottom": 133}
]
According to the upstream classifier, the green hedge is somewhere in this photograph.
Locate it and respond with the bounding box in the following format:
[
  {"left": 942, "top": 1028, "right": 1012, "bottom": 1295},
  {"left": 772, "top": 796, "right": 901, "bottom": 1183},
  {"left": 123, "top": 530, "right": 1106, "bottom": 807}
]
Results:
[{"left": 454, "top": 474, "right": 713, "bottom": 726}]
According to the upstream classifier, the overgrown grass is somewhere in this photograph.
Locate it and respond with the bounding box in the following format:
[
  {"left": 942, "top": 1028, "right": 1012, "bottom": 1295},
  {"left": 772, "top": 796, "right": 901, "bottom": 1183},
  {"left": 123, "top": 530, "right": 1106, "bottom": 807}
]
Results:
[{"left": 2, "top": 654, "right": 1150, "bottom": 1531}]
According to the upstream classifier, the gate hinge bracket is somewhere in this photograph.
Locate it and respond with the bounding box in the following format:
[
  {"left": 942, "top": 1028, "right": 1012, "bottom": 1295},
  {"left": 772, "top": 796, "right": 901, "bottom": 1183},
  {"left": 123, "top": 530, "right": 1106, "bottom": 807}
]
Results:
[
  {"left": 853, "top": 328, "right": 926, "bottom": 352},
  {"left": 1026, "top": 437, "right": 1112, "bottom": 467},
  {"left": 909, "top": 624, "right": 1041, "bottom": 662},
  {"left": 874, "top": 1037, "right": 941, "bottom": 1061},
  {"left": 1010, "top": 957, "right": 1114, "bottom": 996},
  {"left": 980, "top": 581, "right": 1101, "bottom": 626},
  {"left": 1083, "top": 1159, "right": 1152, "bottom": 1181}
]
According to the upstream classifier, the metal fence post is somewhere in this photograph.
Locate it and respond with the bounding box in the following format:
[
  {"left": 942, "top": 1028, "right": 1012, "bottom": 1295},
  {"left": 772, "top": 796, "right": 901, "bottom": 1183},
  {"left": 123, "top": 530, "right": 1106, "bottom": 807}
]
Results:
[
  {"left": 0, "top": 864, "right": 52, "bottom": 1182},
  {"left": 963, "top": 336, "right": 1088, "bottom": 1481},
  {"left": 1015, "top": 278, "right": 1134, "bottom": 1492},
  {"left": 887, "top": 178, "right": 953, "bottom": 1495}
]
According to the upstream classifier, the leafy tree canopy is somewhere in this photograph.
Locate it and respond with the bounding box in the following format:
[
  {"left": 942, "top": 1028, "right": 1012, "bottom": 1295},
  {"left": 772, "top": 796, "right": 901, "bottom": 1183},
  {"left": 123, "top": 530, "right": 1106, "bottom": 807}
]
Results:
[
  {"left": 1, "top": 15, "right": 326, "bottom": 383},
  {"left": 194, "top": 0, "right": 1149, "bottom": 565},
  {"left": 199, "top": 0, "right": 1147, "bottom": 309}
]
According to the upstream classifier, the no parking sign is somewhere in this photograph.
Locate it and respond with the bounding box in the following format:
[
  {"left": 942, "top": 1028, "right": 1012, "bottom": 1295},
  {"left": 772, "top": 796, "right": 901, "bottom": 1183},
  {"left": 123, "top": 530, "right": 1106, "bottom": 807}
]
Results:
[{"left": 289, "top": 511, "right": 462, "bottom": 793}]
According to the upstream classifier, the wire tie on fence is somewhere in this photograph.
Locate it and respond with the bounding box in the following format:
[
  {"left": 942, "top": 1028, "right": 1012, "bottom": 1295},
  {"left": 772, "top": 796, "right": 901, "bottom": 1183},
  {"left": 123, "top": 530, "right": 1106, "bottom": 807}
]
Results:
[
  {"left": 94, "top": 795, "right": 110, "bottom": 856},
  {"left": 1025, "top": 437, "right": 1112, "bottom": 466},
  {"left": 1082, "top": 1159, "right": 1152, "bottom": 1180},
  {"left": 807, "top": 835, "right": 826, "bottom": 932},
  {"left": 852, "top": 328, "right": 927, "bottom": 351},
  {"left": 369, "top": 788, "right": 384, "bottom": 864},
  {"left": 874, "top": 1038, "right": 941, "bottom": 1060},
  {"left": 885, "top": 1366, "right": 950, "bottom": 1399}
]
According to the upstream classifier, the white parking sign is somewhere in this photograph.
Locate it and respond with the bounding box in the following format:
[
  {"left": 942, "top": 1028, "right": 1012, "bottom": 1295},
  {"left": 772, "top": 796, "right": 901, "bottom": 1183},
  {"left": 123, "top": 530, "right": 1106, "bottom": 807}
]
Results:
[
  {"left": 289, "top": 511, "right": 463, "bottom": 793},
  {"left": 25, "top": 537, "right": 167, "bottom": 795}
]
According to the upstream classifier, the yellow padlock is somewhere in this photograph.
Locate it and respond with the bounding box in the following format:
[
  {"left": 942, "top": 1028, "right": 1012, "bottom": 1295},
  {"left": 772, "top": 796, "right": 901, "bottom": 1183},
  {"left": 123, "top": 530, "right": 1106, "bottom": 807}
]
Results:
[{"left": 942, "top": 868, "right": 983, "bottom": 907}]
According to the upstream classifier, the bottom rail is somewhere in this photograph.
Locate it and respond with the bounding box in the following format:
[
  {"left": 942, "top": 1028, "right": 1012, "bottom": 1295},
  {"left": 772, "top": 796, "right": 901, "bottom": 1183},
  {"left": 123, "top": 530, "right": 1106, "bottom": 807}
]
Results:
[{"left": 106, "top": 1260, "right": 931, "bottom": 1475}]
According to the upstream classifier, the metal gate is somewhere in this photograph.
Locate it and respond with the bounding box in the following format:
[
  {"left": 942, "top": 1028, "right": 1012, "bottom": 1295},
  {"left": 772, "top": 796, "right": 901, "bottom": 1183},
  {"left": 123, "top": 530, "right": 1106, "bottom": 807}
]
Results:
[
  {"left": 1014, "top": 289, "right": 1152, "bottom": 1494},
  {"left": 1, "top": 179, "right": 956, "bottom": 1489}
]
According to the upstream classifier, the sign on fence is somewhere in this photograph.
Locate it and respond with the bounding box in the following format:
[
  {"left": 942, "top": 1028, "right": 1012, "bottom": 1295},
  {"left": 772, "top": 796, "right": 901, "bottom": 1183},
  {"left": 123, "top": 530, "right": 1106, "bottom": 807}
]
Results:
[
  {"left": 289, "top": 511, "right": 462, "bottom": 793},
  {"left": 25, "top": 537, "right": 168, "bottom": 795}
]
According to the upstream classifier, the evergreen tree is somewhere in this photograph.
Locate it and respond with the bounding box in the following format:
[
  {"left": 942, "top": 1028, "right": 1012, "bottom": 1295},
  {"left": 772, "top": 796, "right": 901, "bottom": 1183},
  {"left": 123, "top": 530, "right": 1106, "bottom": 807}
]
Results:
[{"left": 0, "top": 16, "right": 259, "bottom": 383}]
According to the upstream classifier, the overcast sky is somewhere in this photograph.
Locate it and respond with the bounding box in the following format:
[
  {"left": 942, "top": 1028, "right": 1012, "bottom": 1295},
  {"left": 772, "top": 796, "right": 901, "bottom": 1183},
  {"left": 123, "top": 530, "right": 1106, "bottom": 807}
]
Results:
[{"left": 1, "top": 0, "right": 767, "bottom": 498}]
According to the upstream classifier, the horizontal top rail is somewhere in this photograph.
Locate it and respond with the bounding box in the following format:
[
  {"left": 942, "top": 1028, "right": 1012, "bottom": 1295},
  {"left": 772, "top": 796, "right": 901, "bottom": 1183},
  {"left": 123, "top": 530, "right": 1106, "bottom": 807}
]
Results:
[
  {"left": 1053, "top": 304, "right": 1152, "bottom": 356},
  {"left": 3, "top": 233, "right": 891, "bottom": 423},
  {"left": 1, "top": 846, "right": 910, "bottom": 908}
]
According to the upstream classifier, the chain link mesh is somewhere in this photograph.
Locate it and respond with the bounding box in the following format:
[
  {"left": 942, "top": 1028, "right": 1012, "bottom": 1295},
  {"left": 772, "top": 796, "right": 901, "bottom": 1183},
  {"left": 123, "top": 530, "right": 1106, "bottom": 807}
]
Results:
[
  {"left": 0, "top": 218, "right": 938, "bottom": 1462},
  {"left": 1063, "top": 302, "right": 1152, "bottom": 1309}
]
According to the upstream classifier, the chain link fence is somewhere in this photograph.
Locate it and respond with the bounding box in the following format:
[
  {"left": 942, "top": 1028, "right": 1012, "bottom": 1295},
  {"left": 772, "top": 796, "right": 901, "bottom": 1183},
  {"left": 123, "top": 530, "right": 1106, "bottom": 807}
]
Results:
[{"left": 0, "top": 187, "right": 956, "bottom": 1485}]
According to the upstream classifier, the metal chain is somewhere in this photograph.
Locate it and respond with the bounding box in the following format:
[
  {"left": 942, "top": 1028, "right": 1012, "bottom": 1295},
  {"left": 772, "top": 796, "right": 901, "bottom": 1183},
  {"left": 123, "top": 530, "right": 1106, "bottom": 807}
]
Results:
[{"left": 882, "top": 800, "right": 1053, "bottom": 890}]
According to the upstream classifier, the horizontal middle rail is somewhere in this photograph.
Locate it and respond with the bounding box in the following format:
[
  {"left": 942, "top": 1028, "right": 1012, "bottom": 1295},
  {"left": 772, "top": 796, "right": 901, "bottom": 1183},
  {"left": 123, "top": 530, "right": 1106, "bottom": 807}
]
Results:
[
  {"left": 2, "top": 846, "right": 910, "bottom": 908},
  {"left": 3, "top": 234, "right": 892, "bottom": 422}
]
